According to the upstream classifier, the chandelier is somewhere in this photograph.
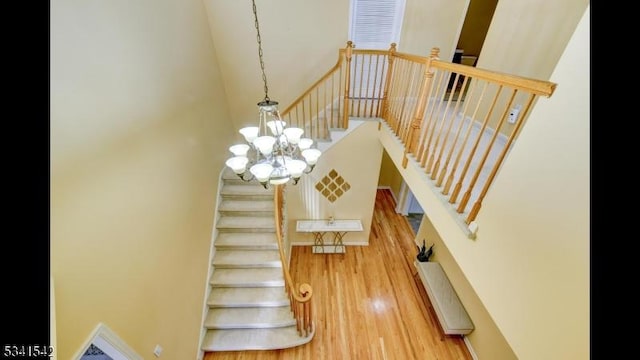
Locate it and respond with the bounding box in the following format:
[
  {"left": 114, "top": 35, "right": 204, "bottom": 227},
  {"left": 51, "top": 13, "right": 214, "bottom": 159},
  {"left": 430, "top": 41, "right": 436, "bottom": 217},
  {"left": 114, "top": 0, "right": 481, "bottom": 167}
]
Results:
[{"left": 225, "top": 0, "right": 322, "bottom": 189}]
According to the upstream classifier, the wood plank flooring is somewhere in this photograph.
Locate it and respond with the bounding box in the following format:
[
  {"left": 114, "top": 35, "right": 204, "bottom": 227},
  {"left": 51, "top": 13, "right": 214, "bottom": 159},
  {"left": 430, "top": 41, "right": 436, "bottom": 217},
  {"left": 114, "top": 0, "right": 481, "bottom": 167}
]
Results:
[{"left": 205, "top": 189, "right": 472, "bottom": 359}]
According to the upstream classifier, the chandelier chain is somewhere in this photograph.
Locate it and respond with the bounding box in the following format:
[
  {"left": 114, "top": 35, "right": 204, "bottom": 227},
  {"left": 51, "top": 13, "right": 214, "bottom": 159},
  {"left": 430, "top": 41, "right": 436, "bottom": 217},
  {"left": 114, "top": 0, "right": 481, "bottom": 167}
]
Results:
[{"left": 252, "top": 0, "right": 270, "bottom": 102}]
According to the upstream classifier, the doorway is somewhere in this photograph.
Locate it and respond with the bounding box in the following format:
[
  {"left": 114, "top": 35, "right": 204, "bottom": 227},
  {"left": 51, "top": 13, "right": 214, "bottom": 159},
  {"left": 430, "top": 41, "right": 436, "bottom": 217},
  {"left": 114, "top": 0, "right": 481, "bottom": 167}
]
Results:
[
  {"left": 453, "top": 0, "right": 499, "bottom": 66},
  {"left": 406, "top": 192, "right": 424, "bottom": 235},
  {"left": 396, "top": 181, "right": 424, "bottom": 235}
]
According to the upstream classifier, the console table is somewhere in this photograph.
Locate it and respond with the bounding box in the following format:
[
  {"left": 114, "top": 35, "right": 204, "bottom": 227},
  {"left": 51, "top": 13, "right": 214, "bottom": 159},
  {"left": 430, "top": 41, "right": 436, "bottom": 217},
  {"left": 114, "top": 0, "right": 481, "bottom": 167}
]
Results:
[{"left": 296, "top": 219, "right": 363, "bottom": 253}]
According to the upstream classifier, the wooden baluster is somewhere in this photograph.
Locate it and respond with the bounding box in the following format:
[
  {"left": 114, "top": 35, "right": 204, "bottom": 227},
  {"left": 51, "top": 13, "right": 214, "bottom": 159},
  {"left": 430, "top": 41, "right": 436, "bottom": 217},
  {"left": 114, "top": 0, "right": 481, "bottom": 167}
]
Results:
[
  {"left": 466, "top": 93, "right": 536, "bottom": 223},
  {"left": 419, "top": 67, "right": 446, "bottom": 170},
  {"left": 330, "top": 73, "right": 336, "bottom": 128},
  {"left": 458, "top": 89, "right": 516, "bottom": 214},
  {"left": 418, "top": 69, "right": 445, "bottom": 168},
  {"left": 387, "top": 59, "right": 402, "bottom": 133},
  {"left": 342, "top": 41, "right": 354, "bottom": 129},
  {"left": 436, "top": 78, "right": 475, "bottom": 186},
  {"left": 370, "top": 54, "right": 381, "bottom": 117},
  {"left": 450, "top": 85, "right": 502, "bottom": 205},
  {"left": 301, "top": 97, "right": 307, "bottom": 138},
  {"left": 442, "top": 82, "right": 488, "bottom": 195},
  {"left": 296, "top": 301, "right": 302, "bottom": 335},
  {"left": 427, "top": 72, "right": 461, "bottom": 172},
  {"left": 300, "top": 284, "right": 312, "bottom": 335},
  {"left": 432, "top": 76, "right": 469, "bottom": 180},
  {"left": 378, "top": 54, "right": 388, "bottom": 118},
  {"left": 340, "top": 68, "right": 345, "bottom": 125},
  {"left": 323, "top": 79, "right": 328, "bottom": 133},
  {"left": 364, "top": 54, "right": 373, "bottom": 117},
  {"left": 397, "top": 61, "right": 415, "bottom": 142},
  {"left": 356, "top": 54, "right": 364, "bottom": 116},
  {"left": 380, "top": 43, "right": 397, "bottom": 122},
  {"left": 415, "top": 64, "right": 436, "bottom": 164},
  {"left": 315, "top": 87, "right": 320, "bottom": 139}
]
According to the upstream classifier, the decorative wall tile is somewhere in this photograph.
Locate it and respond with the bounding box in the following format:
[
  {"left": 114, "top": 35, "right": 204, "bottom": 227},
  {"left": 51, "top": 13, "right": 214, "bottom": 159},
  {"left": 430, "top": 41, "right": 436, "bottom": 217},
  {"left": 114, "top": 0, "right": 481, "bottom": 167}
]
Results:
[{"left": 316, "top": 169, "right": 350, "bottom": 203}]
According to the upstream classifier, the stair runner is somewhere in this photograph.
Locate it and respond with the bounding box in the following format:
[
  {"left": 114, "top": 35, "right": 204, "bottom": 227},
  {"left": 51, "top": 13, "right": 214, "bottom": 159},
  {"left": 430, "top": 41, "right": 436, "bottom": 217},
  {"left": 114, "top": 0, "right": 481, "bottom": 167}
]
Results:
[{"left": 201, "top": 169, "right": 314, "bottom": 351}]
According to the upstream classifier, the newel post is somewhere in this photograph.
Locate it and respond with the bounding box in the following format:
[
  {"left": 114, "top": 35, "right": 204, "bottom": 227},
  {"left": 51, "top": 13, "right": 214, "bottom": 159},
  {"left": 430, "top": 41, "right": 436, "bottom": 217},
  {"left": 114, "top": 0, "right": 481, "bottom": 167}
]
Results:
[
  {"left": 402, "top": 47, "right": 440, "bottom": 168},
  {"left": 342, "top": 41, "right": 354, "bottom": 129},
  {"left": 379, "top": 42, "right": 397, "bottom": 126}
]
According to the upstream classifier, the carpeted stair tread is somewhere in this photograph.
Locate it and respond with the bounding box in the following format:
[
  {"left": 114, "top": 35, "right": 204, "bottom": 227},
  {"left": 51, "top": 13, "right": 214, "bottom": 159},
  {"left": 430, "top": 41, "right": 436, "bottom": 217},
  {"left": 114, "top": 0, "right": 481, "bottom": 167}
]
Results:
[
  {"left": 216, "top": 216, "right": 276, "bottom": 231},
  {"left": 201, "top": 326, "right": 314, "bottom": 351},
  {"left": 207, "top": 287, "right": 289, "bottom": 308},
  {"left": 215, "top": 232, "right": 278, "bottom": 249},
  {"left": 220, "top": 184, "right": 274, "bottom": 199},
  {"left": 211, "top": 268, "right": 284, "bottom": 287},
  {"left": 213, "top": 249, "right": 281, "bottom": 268},
  {"left": 219, "top": 199, "right": 274, "bottom": 214},
  {"left": 204, "top": 307, "right": 295, "bottom": 329}
]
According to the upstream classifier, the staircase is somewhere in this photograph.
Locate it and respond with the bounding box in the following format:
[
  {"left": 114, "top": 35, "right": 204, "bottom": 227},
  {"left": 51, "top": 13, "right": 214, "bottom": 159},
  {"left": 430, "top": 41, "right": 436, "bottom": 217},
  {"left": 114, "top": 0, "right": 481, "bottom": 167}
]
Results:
[{"left": 201, "top": 169, "right": 314, "bottom": 352}]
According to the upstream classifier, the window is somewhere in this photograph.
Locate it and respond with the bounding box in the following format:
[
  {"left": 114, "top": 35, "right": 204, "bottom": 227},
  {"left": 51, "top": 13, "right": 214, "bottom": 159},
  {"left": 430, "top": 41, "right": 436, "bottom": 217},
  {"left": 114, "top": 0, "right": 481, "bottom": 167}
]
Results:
[{"left": 349, "top": 0, "right": 406, "bottom": 49}]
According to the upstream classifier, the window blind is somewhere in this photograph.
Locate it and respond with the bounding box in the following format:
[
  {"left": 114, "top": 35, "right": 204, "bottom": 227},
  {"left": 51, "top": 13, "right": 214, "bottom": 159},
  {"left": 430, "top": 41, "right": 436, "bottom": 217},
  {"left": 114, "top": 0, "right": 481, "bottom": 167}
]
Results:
[{"left": 349, "top": 0, "right": 406, "bottom": 50}]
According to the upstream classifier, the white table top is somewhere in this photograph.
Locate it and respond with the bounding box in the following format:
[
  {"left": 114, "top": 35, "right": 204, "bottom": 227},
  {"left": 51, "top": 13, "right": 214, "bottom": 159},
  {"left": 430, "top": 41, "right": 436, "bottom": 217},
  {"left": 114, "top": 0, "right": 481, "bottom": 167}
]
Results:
[{"left": 296, "top": 219, "right": 363, "bottom": 232}]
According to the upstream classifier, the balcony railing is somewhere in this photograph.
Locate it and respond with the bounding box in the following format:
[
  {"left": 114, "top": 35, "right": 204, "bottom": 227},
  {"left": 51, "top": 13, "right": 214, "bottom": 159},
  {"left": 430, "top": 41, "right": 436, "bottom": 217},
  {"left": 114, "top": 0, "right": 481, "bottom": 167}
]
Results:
[{"left": 282, "top": 41, "right": 556, "bottom": 225}]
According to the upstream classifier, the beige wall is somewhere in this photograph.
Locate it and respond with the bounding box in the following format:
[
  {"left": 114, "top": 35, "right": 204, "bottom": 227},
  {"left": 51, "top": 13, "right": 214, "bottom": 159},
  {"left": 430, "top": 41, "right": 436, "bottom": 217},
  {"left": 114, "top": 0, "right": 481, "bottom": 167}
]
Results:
[
  {"left": 50, "top": 0, "right": 234, "bottom": 359},
  {"left": 473, "top": 5, "right": 590, "bottom": 359},
  {"left": 377, "top": 149, "right": 404, "bottom": 199},
  {"left": 287, "top": 121, "right": 383, "bottom": 246},
  {"left": 465, "top": 0, "right": 589, "bottom": 138},
  {"left": 400, "top": 0, "right": 469, "bottom": 60},
  {"left": 203, "top": 0, "right": 349, "bottom": 136},
  {"left": 478, "top": 0, "right": 589, "bottom": 79},
  {"left": 378, "top": 4, "right": 589, "bottom": 359},
  {"left": 416, "top": 216, "right": 516, "bottom": 359}
]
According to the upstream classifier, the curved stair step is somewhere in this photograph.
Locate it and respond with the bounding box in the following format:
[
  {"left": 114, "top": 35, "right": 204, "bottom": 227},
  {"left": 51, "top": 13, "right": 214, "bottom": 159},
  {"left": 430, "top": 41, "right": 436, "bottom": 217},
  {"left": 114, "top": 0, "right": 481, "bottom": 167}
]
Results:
[
  {"left": 204, "top": 307, "right": 295, "bottom": 329},
  {"left": 202, "top": 326, "right": 314, "bottom": 351}
]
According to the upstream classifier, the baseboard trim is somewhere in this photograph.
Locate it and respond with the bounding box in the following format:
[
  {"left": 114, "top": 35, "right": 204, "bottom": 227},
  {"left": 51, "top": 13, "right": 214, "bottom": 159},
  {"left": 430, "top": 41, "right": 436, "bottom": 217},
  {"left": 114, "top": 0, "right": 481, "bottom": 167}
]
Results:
[
  {"left": 463, "top": 336, "right": 479, "bottom": 360},
  {"left": 292, "top": 241, "right": 369, "bottom": 246},
  {"left": 377, "top": 186, "right": 398, "bottom": 205}
]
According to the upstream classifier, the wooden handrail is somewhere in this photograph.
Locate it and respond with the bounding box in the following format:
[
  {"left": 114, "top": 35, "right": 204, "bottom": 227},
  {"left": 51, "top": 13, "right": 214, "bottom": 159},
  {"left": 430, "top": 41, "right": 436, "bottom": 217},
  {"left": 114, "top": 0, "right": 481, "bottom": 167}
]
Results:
[
  {"left": 431, "top": 60, "right": 556, "bottom": 97},
  {"left": 281, "top": 59, "right": 345, "bottom": 117},
  {"left": 387, "top": 50, "right": 556, "bottom": 97},
  {"left": 273, "top": 184, "right": 313, "bottom": 336}
]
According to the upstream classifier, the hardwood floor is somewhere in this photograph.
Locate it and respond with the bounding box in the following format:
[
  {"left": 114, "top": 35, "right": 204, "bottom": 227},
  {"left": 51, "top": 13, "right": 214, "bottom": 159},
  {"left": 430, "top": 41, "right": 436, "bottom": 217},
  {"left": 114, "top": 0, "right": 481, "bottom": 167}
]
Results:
[{"left": 205, "top": 189, "right": 472, "bottom": 360}]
